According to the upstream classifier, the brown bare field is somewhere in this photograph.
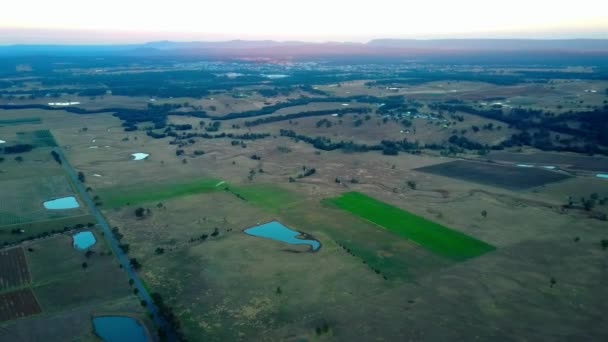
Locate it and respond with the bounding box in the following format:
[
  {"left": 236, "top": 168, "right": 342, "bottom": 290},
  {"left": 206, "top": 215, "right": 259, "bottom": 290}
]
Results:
[
  {"left": 0, "top": 248, "right": 30, "bottom": 291},
  {"left": 489, "top": 151, "right": 608, "bottom": 172},
  {"left": 0, "top": 289, "right": 41, "bottom": 322},
  {"left": 415, "top": 160, "right": 572, "bottom": 190}
]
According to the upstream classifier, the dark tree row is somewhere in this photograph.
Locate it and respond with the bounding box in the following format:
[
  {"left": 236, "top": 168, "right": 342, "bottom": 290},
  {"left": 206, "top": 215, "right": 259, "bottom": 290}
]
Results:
[{"left": 243, "top": 107, "right": 371, "bottom": 127}]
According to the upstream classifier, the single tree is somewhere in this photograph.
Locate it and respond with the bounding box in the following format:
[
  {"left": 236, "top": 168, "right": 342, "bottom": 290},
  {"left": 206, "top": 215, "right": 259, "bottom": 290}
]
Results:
[
  {"left": 135, "top": 207, "right": 145, "bottom": 218},
  {"left": 130, "top": 258, "right": 142, "bottom": 270},
  {"left": 407, "top": 181, "right": 417, "bottom": 190}
]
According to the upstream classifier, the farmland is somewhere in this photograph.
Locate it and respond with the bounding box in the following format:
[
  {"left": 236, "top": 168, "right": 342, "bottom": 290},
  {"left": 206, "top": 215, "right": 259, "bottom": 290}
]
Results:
[
  {"left": 0, "top": 175, "right": 86, "bottom": 226},
  {"left": 0, "top": 248, "right": 30, "bottom": 291},
  {"left": 0, "top": 289, "right": 41, "bottom": 322},
  {"left": 0, "top": 53, "right": 607, "bottom": 341},
  {"left": 0, "top": 126, "right": 150, "bottom": 338},
  {"left": 415, "top": 160, "right": 572, "bottom": 190},
  {"left": 327, "top": 191, "right": 495, "bottom": 260},
  {"left": 97, "top": 178, "right": 222, "bottom": 208},
  {"left": 489, "top": 151, "right": 608, "bottom": 172}
]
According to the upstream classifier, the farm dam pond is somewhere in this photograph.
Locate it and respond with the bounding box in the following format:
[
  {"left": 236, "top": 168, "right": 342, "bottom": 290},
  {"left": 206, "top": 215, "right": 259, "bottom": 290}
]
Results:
[
  {"left": 43, "top": 196, "right": 79, "bottom": 210},
  {"left": 72, "top": 231, "right": 96, "bottom": 250},
  {"left": 244, "top": 221, "right": 320, "bottom": 251},
  {"left": 92, "top": 316, "right": 147, "bottom": 342}
]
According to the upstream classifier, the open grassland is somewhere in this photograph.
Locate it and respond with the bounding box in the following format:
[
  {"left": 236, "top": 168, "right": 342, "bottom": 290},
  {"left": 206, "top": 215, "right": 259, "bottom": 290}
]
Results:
[
  {"left": 416, "top": 160, "right": 572, "bottom": 190},
  {"left": 0, "top": 174, "right": 86, "bottom": 226},
  {"left": 327, "top": 191, "right": 495, "bottom": 261},
  {"left": 0, "top": 248, "right": 30, "bottom": 291},
  {"left": 97, "top": 177, "right": 222, "bottom": 208},
  {"left": 26, "top": 233, "right": 132, "bottom": 313},
  {"left": 0, "top": 128, "right": 85, "bottom": 226},
  {"left": 104, "top": 184, "right": 451, "bottom": 340},
  {"left": 0, "top": 146, "right": 65, "bottom": 181},
  {"left": 0, "top": 289, "right": 41, "bottom": 322}
]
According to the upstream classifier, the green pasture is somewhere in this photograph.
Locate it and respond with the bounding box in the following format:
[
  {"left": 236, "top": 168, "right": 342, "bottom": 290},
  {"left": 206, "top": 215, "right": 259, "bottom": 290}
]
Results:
[
  {"left": 97, "top": 178, "right": 223, "bottom": 208},
  {"left": 0, "top": 117, "right": 41, "bottom": 126},
  {"left": 326, "top": 192, "right": 495, "bottom": 261}
]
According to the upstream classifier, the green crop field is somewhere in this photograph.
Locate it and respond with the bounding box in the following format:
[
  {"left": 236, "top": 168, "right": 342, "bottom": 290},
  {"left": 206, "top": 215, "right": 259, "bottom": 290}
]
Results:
[
  {"left": 16, "top": 130, "right": 57, "bottom": 147},
  {"left": 97, "top": 178, "right": 223, "bottom": 208},
  {"left": 228, "top": 184, "right": 301, "bottom": 212},
  {"left": 327, "top": 192, "right": 495, "bottom": 261}
]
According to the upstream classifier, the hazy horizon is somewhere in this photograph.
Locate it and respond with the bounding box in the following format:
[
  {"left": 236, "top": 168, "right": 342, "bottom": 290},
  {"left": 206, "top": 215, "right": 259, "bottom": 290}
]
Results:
[
  {"left": 1, "top": 0, "right": 607, "bottom": 44},
  {"left": 0, "top": 27, "right": 607, "bottom": 46}
]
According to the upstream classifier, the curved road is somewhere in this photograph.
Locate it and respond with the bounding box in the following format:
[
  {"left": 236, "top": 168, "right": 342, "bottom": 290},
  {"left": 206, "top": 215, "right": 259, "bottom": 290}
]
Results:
[{"left": 55, "top": 149, "right": 176, "bottom": 341}]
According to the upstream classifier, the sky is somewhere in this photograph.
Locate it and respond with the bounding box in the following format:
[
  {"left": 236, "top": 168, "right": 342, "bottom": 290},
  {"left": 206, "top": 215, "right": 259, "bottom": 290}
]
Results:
[{"left": 1, "top": 0, "right": 607, "bottom": 44}]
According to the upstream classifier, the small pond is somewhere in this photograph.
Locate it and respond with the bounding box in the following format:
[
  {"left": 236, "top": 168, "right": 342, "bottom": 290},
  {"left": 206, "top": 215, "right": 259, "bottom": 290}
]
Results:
[
  {"left": 73, "top": 231, "right": 96, "bottom": 250},
  {"left": 244, "top": 221, "right": 320, "bottom": 251},
  {"left": 131, "top": 153, "right": 149, "bottom": 161},
  {"left": 516, "top": 164, "right": 534, "bottom": 168},
  {"left": 93, "top": 316, "right": 147, "bottom": 342},
  {"left": 43, "top": 196, "right": 79, "bottom": 210},
  {"left": 597, "top": 173, "right": 608, "bottom": 179},
  {"left": 262, "top": 74, "right": 288, "bottom": 79}
]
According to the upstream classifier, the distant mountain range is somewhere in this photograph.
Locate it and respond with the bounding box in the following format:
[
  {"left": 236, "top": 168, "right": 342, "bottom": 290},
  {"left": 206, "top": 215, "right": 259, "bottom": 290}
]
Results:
[{"left": 1, "top": 39, "right": 607, "bottom": 57}]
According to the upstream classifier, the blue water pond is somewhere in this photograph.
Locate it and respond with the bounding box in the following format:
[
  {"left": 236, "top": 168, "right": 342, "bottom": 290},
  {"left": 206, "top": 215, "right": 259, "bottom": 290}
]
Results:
[
  {"left": 73, "top": 231, "right": 96, "bottom": 250},
  {"left": 43, "top": 196, "right": 79, "bottom": 210},
  {"left": 93, "top": 316, "right": 147, "bottom": 342},
  {"left": 244, "top": 221, "right": 320, "bottom": 251}
]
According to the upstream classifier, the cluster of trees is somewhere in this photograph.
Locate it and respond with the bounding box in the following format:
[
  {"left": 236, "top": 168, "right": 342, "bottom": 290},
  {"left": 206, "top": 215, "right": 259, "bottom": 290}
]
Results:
[
  {"left": 432, "top": 102, "right": 608, "bottom": 155},
  {"left": 0, "top": 103, "right": 196, "bottom": 133},
  {"left": 291, "top": 166, "right": 316, "bottom": 181},
  {"left": 220, "top": 95, "right": 385, "bottom": 120},
  {"left": 147, "top": 127, "right": 271, "bottom": 142},
  {"left": 40, "top": 69, "right": 265, "bottom": 98},
  {"left": 448, "top": 135, "right": 488, "bottom": 150},
  {"left": 257, "top": 84, "right": 329, "bottom": 97},
  {"left": 170, "top": 124, "right": 192, "bottom": 131},
  {"left": 364, "top": 69, "right": 554, "bottom": 87},
  {"left": 150, "top": 292, "right": 185, "bottom": 340},
  {"left": 279, "top": 129, "right": 422, "bottom": 155},
  {"left": 315, "top": 118, "right": 333, "bottom": 128},
  {"left": 50, "top": 150, "right": 62, "bottom": 164},
  {"left": 204, "top": 121, "right": 221, "bottom": 132},
  {"left": 134, "top": 207, "right": 151, "bottom": 218},
  {"left": 2, "top": 144, "right": 33, "bottom": 154},
  {"left": 2, "top": 223, "right": 94, "bottom": 248},
  {"left": 243, "top": 108, "right": 370, "bottom": 127}
]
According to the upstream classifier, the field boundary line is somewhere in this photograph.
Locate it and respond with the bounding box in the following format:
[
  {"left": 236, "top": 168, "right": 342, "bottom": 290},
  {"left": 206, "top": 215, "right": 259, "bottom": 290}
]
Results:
[{"left": 0, "top": 214, "right": 94, "bottom": 230}]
